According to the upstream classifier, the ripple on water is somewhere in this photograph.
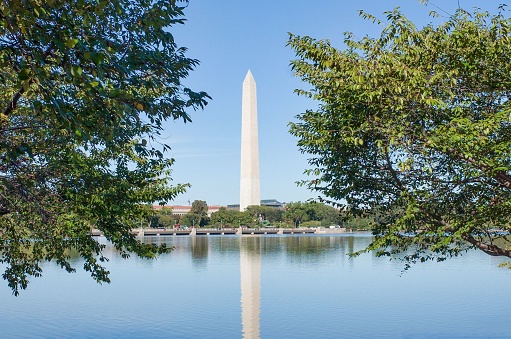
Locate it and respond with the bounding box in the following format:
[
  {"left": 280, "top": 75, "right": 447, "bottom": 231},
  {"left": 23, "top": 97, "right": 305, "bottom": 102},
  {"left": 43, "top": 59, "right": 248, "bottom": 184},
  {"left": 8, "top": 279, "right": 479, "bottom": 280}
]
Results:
[{"left": 2, "top": 235, "right": 511, "bottom": 338}]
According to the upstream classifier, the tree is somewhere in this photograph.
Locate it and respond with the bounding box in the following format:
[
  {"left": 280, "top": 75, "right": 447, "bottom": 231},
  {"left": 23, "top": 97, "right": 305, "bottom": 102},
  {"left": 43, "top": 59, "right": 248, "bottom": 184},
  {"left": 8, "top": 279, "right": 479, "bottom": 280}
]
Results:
[
  {"left": 282, "top": 201, "right": 339, "bottom": 227},
  {"left": 150, "top": 207, "right": 180, "bottom": 228},
  {"left": 0, "top": 0, "right": 210, "bottom": 295},
  {"left": 210, "top": 207, "right": 245, "bottom": 227},
  {"left": 306, "top": 202, "right": 340, "bottom": 226},
  {"left": 183, "top": 200, "right": 209, "bottom": 227},
  {"left": 263, "top": 207, "right": 284, "bottom": 224},
  {"left": 245, "top": 205, "right": 284, "bottom": 225},
  {"left": 283, "top": 202, "right": 308, "bottom": 228},
  {"left": 209, "top": 207, "right": 257, "bottom": 227},
  {"left": 288, "top": 5, "right": 511, "bottom": 267}
]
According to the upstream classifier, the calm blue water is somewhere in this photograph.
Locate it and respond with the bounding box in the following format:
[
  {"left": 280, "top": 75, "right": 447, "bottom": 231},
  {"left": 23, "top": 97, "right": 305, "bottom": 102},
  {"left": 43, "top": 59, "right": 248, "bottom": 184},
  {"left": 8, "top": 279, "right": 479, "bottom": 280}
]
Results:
[{"left": 1, "top": 234, "right": 510, "bottom": 338}]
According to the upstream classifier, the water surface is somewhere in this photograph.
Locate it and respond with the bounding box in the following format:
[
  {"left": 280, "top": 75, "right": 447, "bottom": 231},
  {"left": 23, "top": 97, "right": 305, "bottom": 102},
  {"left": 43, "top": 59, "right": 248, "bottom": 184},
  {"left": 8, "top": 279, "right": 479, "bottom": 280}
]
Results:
[{"left": 2, "top": 234, "right": 510, "bottom": 338}]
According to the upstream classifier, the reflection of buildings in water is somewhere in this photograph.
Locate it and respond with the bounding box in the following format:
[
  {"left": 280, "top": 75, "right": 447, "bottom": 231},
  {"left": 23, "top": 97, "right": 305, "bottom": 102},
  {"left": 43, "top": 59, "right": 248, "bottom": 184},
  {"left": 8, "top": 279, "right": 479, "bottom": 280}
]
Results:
[{"left": 240, "top": 237, "right": 261, "bottom": 339}]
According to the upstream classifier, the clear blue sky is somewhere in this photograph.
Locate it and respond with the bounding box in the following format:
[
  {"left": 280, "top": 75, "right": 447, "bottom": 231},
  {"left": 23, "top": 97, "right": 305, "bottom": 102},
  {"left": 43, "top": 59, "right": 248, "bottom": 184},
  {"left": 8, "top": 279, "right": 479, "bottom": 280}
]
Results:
[{"left": 164, "top": 0, "right": 504, "bottom": 206}]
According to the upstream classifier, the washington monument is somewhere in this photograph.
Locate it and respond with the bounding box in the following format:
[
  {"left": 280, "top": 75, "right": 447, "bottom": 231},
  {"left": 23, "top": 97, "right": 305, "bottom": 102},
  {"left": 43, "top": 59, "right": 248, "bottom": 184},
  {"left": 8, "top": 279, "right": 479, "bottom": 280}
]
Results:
[{"left": 240, "top": 70, "right": 260, "bottom": 211}]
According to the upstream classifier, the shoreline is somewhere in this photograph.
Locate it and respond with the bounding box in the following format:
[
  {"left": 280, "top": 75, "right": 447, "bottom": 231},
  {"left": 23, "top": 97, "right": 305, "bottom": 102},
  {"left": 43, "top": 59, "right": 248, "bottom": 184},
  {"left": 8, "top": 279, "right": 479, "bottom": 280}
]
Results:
[{"left": 90, "top": 227, "right": 372, "bottom": 237}]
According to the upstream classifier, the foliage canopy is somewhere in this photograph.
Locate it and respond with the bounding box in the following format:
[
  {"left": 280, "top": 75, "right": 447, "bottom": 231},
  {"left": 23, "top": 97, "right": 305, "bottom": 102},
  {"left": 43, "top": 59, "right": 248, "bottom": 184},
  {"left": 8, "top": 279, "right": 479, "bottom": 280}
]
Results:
[
  {"left": 209, "top": 206, "right": 258, "bottom": 228},
  {"left": 0, "top": 0, "right": 209, "bottom": 294},
  {"left": 180, "top": 200, "right": 209, "bottom": 227},
  {"left": 288, "top": 6, "right": 511, "bottom": 266}
]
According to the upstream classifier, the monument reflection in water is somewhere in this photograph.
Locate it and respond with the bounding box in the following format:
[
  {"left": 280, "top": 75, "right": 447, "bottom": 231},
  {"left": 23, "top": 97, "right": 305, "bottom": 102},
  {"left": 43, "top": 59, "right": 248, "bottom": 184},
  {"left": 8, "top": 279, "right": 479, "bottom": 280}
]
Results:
[{"left": 240, "top": 236, "right": 261, "bottom": 339}]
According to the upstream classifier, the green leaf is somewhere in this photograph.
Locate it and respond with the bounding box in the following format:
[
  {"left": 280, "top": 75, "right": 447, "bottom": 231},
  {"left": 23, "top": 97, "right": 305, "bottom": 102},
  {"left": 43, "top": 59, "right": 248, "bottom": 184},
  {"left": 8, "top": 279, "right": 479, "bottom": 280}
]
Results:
[
  {"left": 18, "top": 68, "right": 30, "bottom": 80},
  {"left": 65, "top": 38, "right": 79, "bottom": 48},
  {"left": 92, "top": 53, "right": 103, "bottom": 65},
  {"left": 71, "top": 66, "right": 83, "bottom": 76}
]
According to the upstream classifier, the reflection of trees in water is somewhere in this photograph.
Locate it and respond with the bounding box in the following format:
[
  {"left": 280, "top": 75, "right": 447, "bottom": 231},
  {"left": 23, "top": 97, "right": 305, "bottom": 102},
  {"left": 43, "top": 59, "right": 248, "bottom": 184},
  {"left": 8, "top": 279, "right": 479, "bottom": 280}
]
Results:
[
  {"left": 285, "top": 236, "right": 344, "bottom": 255},
  {"left": 240, "top": 236, "right": 262, "bottom": 254},
  {"left": 63, "top": 248, "right": 83, "bottom": 266},
  {"left": 88, "top": 235, "right": 373, "bottom": 267},
  {"left": 209, "top": 236, "right": 241, "bottom": 256},
  {"left": 278, "top": 236, "right": 372, "bottom": 264},
  {"left": 347, "top": 236, "right": 354, "bottom": 254},
  {"left": 142, "top": 236, "right": 165, "bottom": 247},
  {"left": 234, "top": 235, "right": 358, "bottom": 264},
  {"left": 191, "top": 236, "right": 209, "bottom": 262},
  {"left": 259, "top": 236, "right": 284, "bottom": 255},
  {"left": 174, "top": 235, "right": 371, "bottom": 263}
]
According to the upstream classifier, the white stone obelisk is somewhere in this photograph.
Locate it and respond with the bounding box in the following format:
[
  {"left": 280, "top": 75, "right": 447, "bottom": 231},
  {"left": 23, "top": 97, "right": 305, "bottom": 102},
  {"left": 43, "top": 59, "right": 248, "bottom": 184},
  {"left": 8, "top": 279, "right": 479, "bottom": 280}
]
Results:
[{"left": 240, "top": 70, "right": 260, "bottom": 211}]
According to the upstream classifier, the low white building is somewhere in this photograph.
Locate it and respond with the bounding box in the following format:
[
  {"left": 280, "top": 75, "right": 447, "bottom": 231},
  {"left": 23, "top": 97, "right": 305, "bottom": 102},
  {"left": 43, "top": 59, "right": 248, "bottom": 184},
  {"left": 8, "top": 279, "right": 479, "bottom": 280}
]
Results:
[{"left": 153, "top": 205, "right": 222, "bottom": 217}]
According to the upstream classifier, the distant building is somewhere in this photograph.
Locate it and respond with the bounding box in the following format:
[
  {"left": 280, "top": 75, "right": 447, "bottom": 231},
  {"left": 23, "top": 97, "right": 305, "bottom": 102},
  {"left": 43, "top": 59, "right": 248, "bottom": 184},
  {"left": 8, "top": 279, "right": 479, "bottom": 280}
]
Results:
[
  {"left": 153, "top": 205, "right": 222, "bottom": 217},
  {"left": 260, "top": 199, "right": 285, "bottom": 209},
  {"left": 227, "top": 199, "right": 285, "bottom": 211}
]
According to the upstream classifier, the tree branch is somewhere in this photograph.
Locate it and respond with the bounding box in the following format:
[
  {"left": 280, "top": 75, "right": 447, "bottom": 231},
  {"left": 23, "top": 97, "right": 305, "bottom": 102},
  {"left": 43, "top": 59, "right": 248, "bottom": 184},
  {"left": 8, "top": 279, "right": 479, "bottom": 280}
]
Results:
[
  {"left": 424, "top": 208, "right": 511, "bottom": 258},
  {"left": 3, "top": 83, "right": 29, "bottom": 116},
  {"left": 0, "top": 124, "right": 44, "bottom": 134},
  {"left": 462, "top": 233, "right": 511, "bottom": 257},
  {"left": 446, "top": 147, "right": 511, "bottom": 189},
  {"left": 3, "top": 43, "right": 55, "bottom": 116},
  {"left": 384, "top": 147, "right": 405, "bottom": 191}
]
